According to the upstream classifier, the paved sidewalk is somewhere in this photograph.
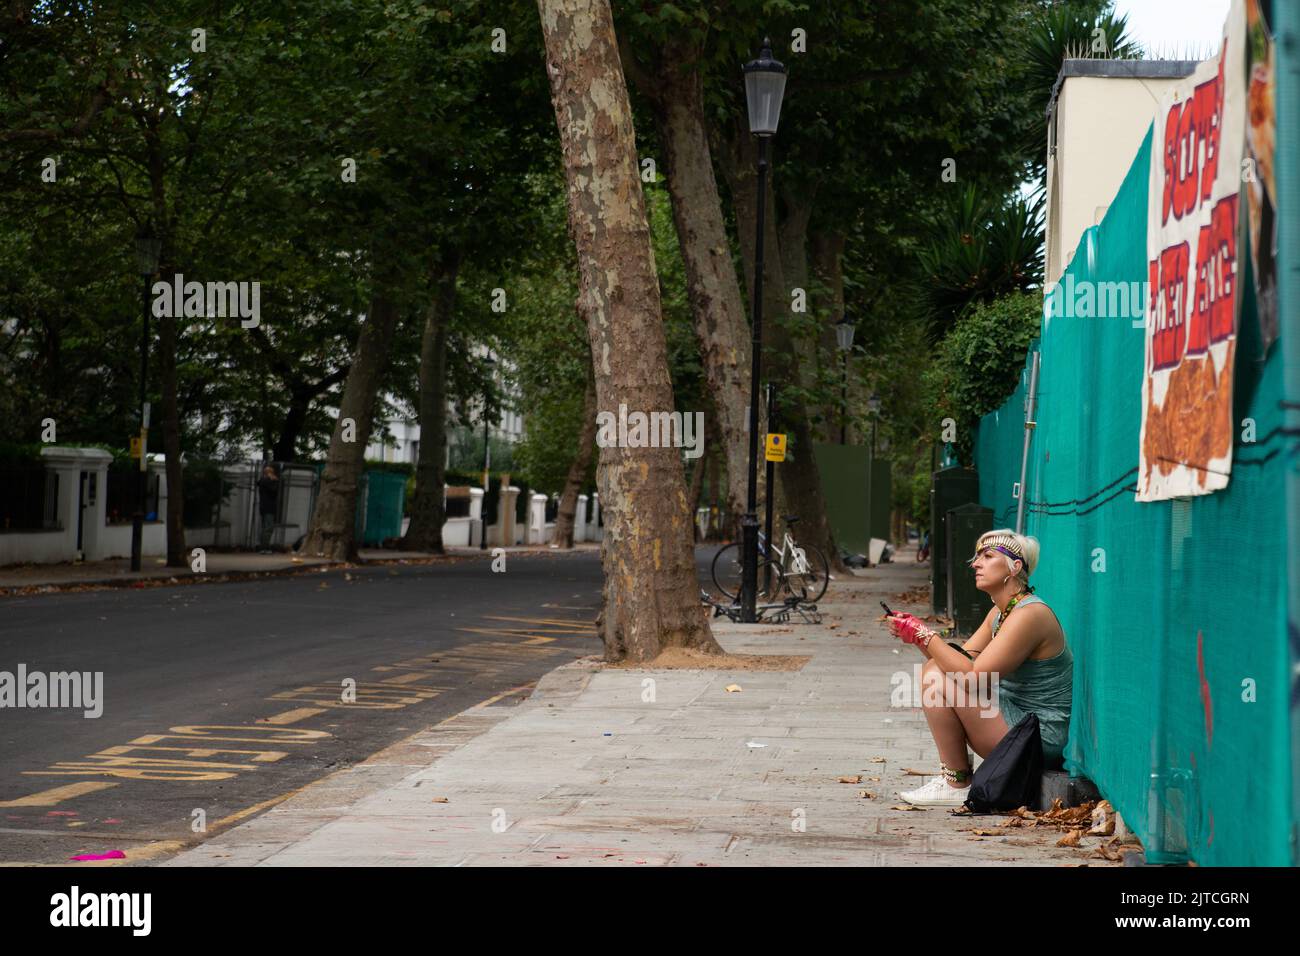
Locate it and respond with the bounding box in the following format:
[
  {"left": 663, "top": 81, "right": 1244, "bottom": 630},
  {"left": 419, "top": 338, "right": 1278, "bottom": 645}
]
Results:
[
  {"left": 0, "top": 543, "right": 599, "bottom": 594},
  {"left": 166, "top": 557, "right": 1114, "bottom": 867}
]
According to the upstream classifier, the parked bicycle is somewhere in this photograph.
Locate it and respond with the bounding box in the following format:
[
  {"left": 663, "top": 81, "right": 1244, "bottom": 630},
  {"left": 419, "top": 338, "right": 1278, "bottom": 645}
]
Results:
[{"left": 710, "top": 516, "right": 830, "bottom": 605}]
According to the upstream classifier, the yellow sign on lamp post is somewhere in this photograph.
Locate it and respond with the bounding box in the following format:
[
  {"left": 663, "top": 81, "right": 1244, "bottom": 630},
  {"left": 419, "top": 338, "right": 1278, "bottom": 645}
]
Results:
[
  {"left": 765, "top": 433, "right": 786, "bottom": 462},
  {"left": 131, "top": 429, "right": 148, "bottom": 470}
]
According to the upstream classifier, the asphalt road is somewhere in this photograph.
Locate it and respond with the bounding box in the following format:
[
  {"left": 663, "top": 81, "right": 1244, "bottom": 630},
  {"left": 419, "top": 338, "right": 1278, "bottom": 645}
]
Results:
[{"left": 0, "top": 550, "right": 606, "bottom": 865}]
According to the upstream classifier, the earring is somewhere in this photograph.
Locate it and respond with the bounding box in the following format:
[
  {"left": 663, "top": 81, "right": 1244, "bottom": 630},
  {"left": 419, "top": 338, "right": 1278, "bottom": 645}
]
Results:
[{"left": 1002, "top": 575, "right": 1010, "bottom": 585}]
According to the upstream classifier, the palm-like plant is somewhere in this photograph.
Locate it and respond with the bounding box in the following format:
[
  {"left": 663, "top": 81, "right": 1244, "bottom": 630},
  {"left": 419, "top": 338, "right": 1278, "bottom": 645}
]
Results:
[
  {"left": 917, "top": 183, "right": 1045, "bottom": 339},
  {"left": 1019, "top": 2, "right": 1142, "bottom": 176}
]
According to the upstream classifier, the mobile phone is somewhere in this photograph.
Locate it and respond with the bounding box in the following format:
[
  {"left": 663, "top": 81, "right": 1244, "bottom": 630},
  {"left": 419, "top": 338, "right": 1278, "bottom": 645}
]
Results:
[{"left": 880, "top": 601, "right": 894, "bottom": 616}]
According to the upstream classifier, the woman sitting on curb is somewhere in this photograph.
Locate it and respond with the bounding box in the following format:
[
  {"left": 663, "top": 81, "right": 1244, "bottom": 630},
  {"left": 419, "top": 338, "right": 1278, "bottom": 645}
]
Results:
[{"left": 885, "top": 529, "right": 1073, "bottom": 807}]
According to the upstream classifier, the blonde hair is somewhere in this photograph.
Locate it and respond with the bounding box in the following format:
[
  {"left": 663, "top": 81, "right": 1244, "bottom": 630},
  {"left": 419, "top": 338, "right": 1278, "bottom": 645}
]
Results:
[{"left": 974, "top": 528, "right": 1039, "bottom": 586}]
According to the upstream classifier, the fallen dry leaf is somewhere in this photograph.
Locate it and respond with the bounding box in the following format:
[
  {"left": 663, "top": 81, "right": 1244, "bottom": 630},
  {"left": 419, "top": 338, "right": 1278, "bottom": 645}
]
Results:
[
  {"left": 724, "top": 684, "right": 742, "bottom": 693},
  {"left": 431, "top": 797, "right": 449, "bottom": 804},
  {"left": 1089, "top": 800, "right": 1115, "bottom": 836},
  {"left": 891, "top": 805, "right": 926, "bottom": 812},
  {"left": 972, "top": 828, "right": 1008, "bottom": 836},
  {"left": 857, "top": 790, "right": 876, "bottom": 799},
  {"left": 901, "top": 768, "right": 932, "bottom": 776},
  {"left": 868, "top": 756, "right": 886, "bottom": 764},
  {"left": 838, "top": 775, "right": 862, "bottom": 785},
  {"left": 1056, "top": 829, "right": 1084, "bottom": 848}
]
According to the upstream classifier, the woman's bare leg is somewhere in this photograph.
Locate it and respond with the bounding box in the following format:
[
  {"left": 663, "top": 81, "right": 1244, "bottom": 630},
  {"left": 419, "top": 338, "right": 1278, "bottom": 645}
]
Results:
[
  {"left": 953, "top": 693, "right": 1010, "bottom": 758},
  {"left": 920, "top": 661, "right": 972, "bottom": 786}
]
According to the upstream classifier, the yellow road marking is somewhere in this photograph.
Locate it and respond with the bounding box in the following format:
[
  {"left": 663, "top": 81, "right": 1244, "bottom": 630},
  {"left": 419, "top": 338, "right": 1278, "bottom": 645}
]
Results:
[
  {"left": 97, "top": 745, "right": 288, "bottom": 763},
  {"left": 454, "top": 626, "right": 570, "bottom": 642},
  {"left": 51, "top": 766, "right": 368, "bottom": 868},
  {"left": 464, "top": 682, "right": 538, "bottom": 711},
  {"left": 167, "top": 725, "right": 331, "bottom": 740},
  {"left": 454, "top": 626, "right": 537, "bottom": 639},
  {"left": 210, "top": 791, "right": 304, "bottom": 831},
  {"left": 0, "top": 782, "right": 118, "bottom": 807},
  {"left": 378, "top": 671, "right": 441, "bottom": 685},
  {"left": 40, "top": 677, "right": 545, "bottom": 867},
  {"left": 482, "top": 615, "right": 595, "bottom": 629},
  {"left": 257, "top": 707, "right": 325, "bottom": 725}
]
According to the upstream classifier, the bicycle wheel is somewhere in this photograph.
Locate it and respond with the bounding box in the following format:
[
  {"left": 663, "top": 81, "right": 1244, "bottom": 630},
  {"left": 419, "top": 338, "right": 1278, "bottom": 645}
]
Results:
[
  {"left": 711, "top": 544, "right": 778, "bottom": 601},
  {"left": 786, "top": 545, "right": 830, "bottom": 603},
  {"left": 710, "top": 543, "right": 744, "bottom": 600}
]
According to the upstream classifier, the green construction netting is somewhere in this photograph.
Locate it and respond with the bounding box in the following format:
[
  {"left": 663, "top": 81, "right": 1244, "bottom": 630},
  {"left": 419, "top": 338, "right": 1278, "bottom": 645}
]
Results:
[
  {"left": 975, "top": 127, "right": 1293, "bottom": 865},
  {"left": 977, "top": 347, "right": 1034, "bottom": 532}
]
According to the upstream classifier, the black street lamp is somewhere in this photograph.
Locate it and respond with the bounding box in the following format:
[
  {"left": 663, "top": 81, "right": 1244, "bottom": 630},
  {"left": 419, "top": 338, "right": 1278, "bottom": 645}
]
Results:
[
  {"left": 739, "top": 38, "right": 786, "bottom": 623},
  {"left": 867, "top": 392, "right": 881, "bottom": 456},
  {"left": 762, "top": 383, "right": 778, "bottom": 597},
  {"left": 131, "top": 227, "right": 161, "bottom": 572},
  {"left": 834, "top": 317, "right": 855, "bottom": 444},
  {"left": 479, "top": 354, "right": 495, "bottom": 551},
  {"left": 866, "top": 390, "right": 881, "bottom": 547}
]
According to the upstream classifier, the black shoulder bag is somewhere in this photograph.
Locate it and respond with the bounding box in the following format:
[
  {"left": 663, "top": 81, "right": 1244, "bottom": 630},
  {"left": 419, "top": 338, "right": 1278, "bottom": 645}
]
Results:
[{"left": 963, "top": 712, "right": 1042, "bottom": 813}]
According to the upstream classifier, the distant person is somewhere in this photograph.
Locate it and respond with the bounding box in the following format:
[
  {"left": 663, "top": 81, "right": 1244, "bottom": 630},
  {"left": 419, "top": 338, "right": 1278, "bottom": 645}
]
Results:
[
  {"left": 257, "top": 464, "right": 280, "bottom": 553},
  {"left": 886, "top": 529, "right": 1072, "bottom": 806}
]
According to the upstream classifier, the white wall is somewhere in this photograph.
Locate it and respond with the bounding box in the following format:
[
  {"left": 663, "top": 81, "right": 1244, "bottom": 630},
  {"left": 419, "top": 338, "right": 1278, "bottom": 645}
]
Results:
[{"left": 1046, "top": 73, "right": 1188, "bottom": 284}]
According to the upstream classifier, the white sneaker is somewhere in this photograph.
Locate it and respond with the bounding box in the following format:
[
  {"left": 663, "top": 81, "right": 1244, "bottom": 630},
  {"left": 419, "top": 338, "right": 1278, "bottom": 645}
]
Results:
[{"left": 899, "top": 775, "right": 970, "bottom": 807}]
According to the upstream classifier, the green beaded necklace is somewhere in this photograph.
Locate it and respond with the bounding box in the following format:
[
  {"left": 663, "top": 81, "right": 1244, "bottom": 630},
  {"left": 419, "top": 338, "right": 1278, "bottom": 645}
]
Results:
[{"left": 993, "top": 588, "right": 1033, "bottom": 636}]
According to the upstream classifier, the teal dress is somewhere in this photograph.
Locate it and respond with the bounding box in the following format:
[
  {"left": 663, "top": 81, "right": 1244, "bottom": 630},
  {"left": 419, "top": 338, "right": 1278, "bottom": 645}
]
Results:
[{"left": 990, "top": 595, "right": 1073, "bottom": 767}]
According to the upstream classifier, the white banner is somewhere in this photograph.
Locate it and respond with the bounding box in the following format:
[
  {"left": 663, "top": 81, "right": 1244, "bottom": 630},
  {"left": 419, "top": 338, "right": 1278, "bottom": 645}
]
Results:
[{"left": 1139, "top": 0, "right": 1245, "bottom": 501}]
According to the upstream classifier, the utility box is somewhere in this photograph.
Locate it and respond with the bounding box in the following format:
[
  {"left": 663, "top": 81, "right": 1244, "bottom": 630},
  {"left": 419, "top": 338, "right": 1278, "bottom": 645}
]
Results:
[
  {"left": 946, "top": 502, "right": 994, "bottom": 638},
  {"left": 357, "top": 470, "right": 408, "bottom": 546},
  {"left": 930, "top": 466, "right": 980, "bottom": 615}
]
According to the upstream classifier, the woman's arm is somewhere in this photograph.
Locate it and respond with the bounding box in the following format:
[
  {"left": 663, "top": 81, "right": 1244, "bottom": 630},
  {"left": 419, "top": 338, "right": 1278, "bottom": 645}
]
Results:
[
  {"left": 956, "top": 606, "right": 1000, "bottom": 658},
  {"left": 971, "top": 605, "right": 1051, "bottom": 677},
  {"left": 923, "top": 635, "right": 976, "bottom": 673}
]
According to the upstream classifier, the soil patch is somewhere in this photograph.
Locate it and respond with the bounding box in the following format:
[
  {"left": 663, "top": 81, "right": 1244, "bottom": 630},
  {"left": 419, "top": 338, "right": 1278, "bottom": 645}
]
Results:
[{"left": 608, "top": 647, "right": 810, "bottom": 671}]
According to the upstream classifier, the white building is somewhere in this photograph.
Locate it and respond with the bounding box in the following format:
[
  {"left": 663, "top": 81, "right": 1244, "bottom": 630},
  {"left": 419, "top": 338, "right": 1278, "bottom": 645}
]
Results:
[
  {"left": 1045, "top": 58, "right": 1198, "bottom": 284},
  {"left": 365, "top": 346, "right": 524, "bottom": 466}
]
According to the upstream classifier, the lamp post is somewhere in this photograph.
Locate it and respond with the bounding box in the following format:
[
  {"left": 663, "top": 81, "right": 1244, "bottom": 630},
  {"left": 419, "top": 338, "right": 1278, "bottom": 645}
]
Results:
[
  {"left": 762, "top": 383, "right": 777, "bottom": 597},
  {"left": 866, "top": 391, "right": 881, "bottom": 547},
  {"left": 480, "top": 354, "right": 495, "bottom": 551},
  {"left": 834, "top": 317, "right": 855, "bottom": 444},
  {"left": 739, "top": 38, "right": 787, "bottom": 623},
  {"left": 131, "top": 227, "right": 161, "bottom": 572},
  {"left": 867, "top": 392, "right": 881, "bottom": 456}
]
